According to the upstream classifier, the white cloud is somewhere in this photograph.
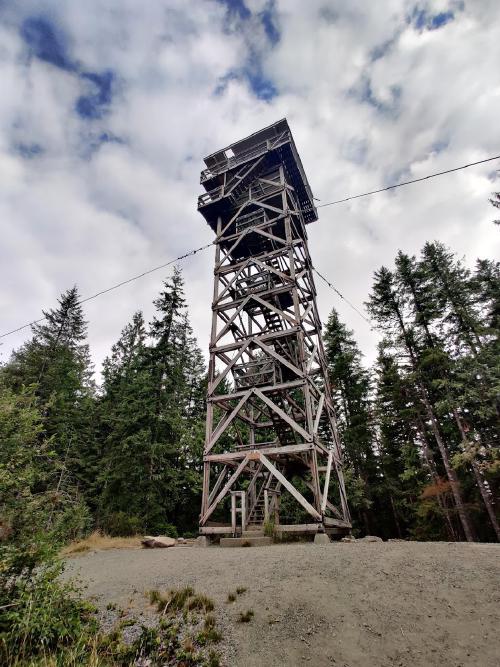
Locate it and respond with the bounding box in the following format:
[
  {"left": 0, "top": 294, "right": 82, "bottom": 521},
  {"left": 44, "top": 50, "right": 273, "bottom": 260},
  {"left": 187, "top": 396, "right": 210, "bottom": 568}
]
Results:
[{"left": 0, "top": 0, "right": 499, "bottom": 375}]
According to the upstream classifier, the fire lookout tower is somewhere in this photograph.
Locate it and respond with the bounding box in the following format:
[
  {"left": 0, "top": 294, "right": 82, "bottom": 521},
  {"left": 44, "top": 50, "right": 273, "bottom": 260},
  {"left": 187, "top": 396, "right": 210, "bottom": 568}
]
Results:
[{"left": 197, "top": 119, "right": 350, "bottom": 540}]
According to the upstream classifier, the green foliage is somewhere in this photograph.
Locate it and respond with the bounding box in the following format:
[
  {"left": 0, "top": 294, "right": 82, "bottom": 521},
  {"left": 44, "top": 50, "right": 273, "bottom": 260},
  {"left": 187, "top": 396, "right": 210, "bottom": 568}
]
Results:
[
  {"left": 100, "top": 512, "right": 143, "bottom": 537},
  {"left": 163, "top": 523, "right": 179, "bottom": 538},
  {"left": 263, "top": 518, "right": 276, "bottom": 538}
]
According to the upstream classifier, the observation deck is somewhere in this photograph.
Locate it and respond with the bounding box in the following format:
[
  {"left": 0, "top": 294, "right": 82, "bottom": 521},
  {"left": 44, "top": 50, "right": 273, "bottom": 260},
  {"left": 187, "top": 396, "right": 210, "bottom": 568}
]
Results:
[{"left": 198, "top": 118, "right": 318, "bottom": 229}]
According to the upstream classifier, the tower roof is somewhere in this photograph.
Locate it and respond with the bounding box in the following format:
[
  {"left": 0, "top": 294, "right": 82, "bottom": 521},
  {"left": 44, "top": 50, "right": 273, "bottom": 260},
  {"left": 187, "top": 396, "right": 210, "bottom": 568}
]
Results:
[{"left": 199, "top": 118, "right": 318, "bottom": 224}]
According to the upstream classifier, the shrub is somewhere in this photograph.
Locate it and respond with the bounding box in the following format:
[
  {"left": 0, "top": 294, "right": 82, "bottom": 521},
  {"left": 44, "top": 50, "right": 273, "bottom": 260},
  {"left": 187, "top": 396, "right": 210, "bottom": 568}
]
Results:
[
  {"left": 101, "top": 512, "right": 143, "bottom": 537},
  {"left": 237, "top": 609, "right": 254, "bottom": 623},
  {"left": 0, "top": 539, "right": 98, "bottom": 664},
  {"left": 163, "top": 523, "right": 179, "bottom": 539}
]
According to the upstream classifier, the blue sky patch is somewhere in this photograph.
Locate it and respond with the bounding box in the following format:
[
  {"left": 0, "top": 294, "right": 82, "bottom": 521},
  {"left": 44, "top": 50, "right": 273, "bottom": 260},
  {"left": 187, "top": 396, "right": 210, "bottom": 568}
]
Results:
[
  {"left": 349, "top": 76, "right": 401, "bottom": 116},
  {"left": 15, "top": 142, "right": 44, "bottom": 158},
  {"left": 245, "top": 65, "right": 277, "bottom": 101},
  {"left": 20, "top": 16, "right": 74, "bottom": 71},
  {"left": 215, "top": 65, "right": 277, "bottom": 101},
  {"left": 217, "top": 0, "right": 251, "bottom": 20},
  {"left": 260, "top": 2, "right": 280, "bottom": 45},
  {"left": 76, "top": 70, "right": 115, "bottom": 120},
  {"left": 409, "top": 7, "right": 455, "bottom": 31}
]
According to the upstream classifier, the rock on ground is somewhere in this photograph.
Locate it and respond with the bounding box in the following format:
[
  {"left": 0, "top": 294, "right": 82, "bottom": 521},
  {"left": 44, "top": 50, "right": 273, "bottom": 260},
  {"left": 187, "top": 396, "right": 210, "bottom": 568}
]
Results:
[{"left": 141, "top": 536, "right": 176, "bottom": 548}]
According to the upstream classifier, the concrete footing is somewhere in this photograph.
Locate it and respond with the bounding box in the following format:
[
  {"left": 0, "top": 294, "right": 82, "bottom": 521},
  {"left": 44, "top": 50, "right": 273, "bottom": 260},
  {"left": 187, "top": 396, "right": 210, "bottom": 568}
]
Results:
[
  {"left": 194, "top": 536, "right": 210, "bottom": 548},
  {"left": 313, "top": 532, "right": 330, "bottom": 545}
]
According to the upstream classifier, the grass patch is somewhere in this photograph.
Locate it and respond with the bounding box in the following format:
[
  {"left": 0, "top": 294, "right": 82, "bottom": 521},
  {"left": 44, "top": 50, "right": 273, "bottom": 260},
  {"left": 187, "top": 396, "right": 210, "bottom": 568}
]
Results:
[
  {"left": 186, "top": 593, "right": 214, "bottom": 613},
  {"left": 149, "top": 586, "right": 196, "bottom": 614},
  {"left": 148, "top": 587, "right": 214, "bottom": 616},
  {"left": 227, "top": 592, "right": 236, "bottom": 603},
  {"left": 208, "top": 649, "right": 221, "bottom": 667},
  {"left": 237, "top": 609, "right": 255, "bottom": 623},
  {"left": 62, "top": 530, "right": 140, "bottom": 556},
  {"left": 197, "top": 614, "right": 223, "bottom": 646},
  {"left": 236, "top": 586, "right": 247, "bottom": 595}
]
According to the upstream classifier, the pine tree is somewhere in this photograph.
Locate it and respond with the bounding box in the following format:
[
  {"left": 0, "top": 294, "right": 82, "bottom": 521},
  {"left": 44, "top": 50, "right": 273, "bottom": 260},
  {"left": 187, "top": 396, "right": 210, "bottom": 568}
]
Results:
[
  {"left": 367, "top": 266, "right": 476, "bottom": 541},
  {"left": 374, "top": 344, "right": 425, "bottom": 538},
  {"left": 323, "top": 308, "right": 378, "bottom": 534},
  {"left": 2, "top": 287, "right": 96, "bottom": 510},
  {"left": 490, "top": 191, "right": 500, "bottom": 225},
  {"left": 98, "top": 269, "right": 205, "bottom": 535}
]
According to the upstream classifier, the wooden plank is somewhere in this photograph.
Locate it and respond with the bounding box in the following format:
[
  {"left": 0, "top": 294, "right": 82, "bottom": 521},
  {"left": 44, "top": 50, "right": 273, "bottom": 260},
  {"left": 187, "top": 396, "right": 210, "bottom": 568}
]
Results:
[
  {"left": 321, "top": 451, "right": 332, "bottom": 513},
  {"left": 210, "top": 379, "right": 305, "bottom": 403},
  {"left": 204, "top": 442, "right": 312, "bottom": 462},
  {"left": 200, "top": 526, "right": 235, "bottom": 535},
  {"left": 275, "top": 524, "right": 320, "bottom": 533},
  {"left": 255, "top": 339, "right": 304, "bottom": 379},
  {"left": 206, "top": 389, "right": 252, "bottom": 453},
  {"left": 201, "top": 455, "right": 249, "bottom": 525},
  {"left": 254, "top": 388, "right": 311, "bottom": 442},
  {"left": 207, "top": 465, "right": 228, "bottom": 506},
  {"left": 211, "top": 339, "right": 251, "bottom": 393},
  {"left": 313, "top": 393, "right": 325, "bottom": 434},
  {"left": 323, "top": 517, "right": 351, "bottom": 528},
  {"left": 260, "top": 454, "right": 322, "bottom": 520}
]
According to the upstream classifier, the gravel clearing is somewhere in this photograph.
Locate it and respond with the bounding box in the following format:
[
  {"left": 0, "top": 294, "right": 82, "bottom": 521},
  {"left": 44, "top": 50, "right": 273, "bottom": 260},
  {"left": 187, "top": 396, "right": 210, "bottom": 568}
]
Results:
[{"left": 64, "top": 541, "right": 500, "bottom": 667}]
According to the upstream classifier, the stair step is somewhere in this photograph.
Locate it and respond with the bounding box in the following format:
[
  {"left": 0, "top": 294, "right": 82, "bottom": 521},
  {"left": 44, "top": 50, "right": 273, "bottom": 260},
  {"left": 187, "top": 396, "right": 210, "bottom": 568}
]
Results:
[{"left": 242, "top": 530, "right": 264, "bottom": 538}]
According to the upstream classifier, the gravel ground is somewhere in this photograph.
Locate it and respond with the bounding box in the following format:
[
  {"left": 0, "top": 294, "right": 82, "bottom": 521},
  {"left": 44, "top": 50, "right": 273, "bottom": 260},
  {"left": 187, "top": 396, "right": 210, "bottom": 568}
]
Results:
[{"left": 64, "top": 541, "right": 500, "bottom": 667}]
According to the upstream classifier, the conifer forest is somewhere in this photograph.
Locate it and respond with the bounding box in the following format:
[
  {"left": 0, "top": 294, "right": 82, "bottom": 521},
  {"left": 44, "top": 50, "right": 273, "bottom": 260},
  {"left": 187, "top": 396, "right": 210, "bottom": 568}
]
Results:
[{"left": 1, "top": 240, "right": 498, "bottom": 549}]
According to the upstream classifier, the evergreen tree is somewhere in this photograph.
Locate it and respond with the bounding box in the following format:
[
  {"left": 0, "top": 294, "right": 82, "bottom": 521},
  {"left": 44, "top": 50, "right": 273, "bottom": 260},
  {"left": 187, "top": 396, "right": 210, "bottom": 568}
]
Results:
[
  {"left": 323, "top": 308, "right": 378, "bottom": 534},
  {"left": 373, "top": 345, "right": 424, "bottom": 539},
  {"left": 490, "top": 191, "right": 500, "bottom": 225},
  {"left": 367, "top": 265, "right": 476, "bottom": 541},
  {"left": 97, "top": 269, "right": 205, "bottom": 535},
  {"left": 2, "top": 287, "right": 96, "bottom": 510}
]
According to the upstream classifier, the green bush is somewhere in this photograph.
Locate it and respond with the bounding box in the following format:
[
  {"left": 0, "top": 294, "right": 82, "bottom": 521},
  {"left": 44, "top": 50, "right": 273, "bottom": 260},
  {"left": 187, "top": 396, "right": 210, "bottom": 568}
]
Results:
[
  {"left": 163, "top": 523, "right": 178, "bottom": 538},
  {"left": 0, "top": 538, "right": 98, "bottom": 664},
  {"left": 101, "top": 512, "right": 143, "bottom": 537}
]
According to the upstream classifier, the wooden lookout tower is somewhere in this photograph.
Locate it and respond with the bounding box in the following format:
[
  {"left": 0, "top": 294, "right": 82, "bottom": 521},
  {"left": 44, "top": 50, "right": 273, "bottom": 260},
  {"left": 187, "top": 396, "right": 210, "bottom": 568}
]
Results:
[{"left": 198, "top": 119, "right": 351, "bottom": 541}]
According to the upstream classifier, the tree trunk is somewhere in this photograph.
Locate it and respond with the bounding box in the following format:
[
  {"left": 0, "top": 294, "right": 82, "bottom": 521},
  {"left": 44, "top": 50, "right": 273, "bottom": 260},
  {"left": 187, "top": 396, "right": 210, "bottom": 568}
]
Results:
[
  {"left": 453, "top": 409, "right": 500, "bottom": 541},
  {"left": 420, "top": 392, "right": 475, "bottom": 541},
  {"left": 393, "top": 305, "right": 475, "bottom": 542},
  {"left": 414, "top": 416, "right": 457, "bottom": 541},
  {"left": 389, "top": 493, "right": 402, "bottom": 538}
]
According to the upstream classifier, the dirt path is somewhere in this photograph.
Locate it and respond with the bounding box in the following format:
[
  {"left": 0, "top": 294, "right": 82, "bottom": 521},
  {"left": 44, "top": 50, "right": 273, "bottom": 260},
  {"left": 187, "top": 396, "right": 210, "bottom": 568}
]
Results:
[{"left": 65, "top": 541, "right": 500, "bottom": 667}]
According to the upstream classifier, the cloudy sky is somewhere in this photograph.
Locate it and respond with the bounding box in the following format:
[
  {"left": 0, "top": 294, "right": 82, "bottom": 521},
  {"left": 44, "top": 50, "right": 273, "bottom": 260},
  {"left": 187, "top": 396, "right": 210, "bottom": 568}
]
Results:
[{"left": 1, "top": 0, "right": 499, "bottom": 377}]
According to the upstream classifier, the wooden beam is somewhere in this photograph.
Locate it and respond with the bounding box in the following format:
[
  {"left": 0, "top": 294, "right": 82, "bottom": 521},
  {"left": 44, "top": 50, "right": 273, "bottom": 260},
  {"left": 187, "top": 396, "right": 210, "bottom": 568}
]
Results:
[
  {"left": 313, "top": 393, "right": 325, "bottom": 434},
  {"left": 201, "top": 455, "right": 249, "bottom": 525},
  {"left": 204, "top": 442, "right": 313, "bottom": 462},
  {"left": 260, "top": 454, "right": 322, "bottom": 520},
  {"left": 254, "top": 388, "right": 311, "bottom": 442},
  {"left": 207, "top": 465, "right": 228, "bottom": 506},
  {"left": 275, "top": 524, "right": 320, "bottom": 533},
  {"left": 321, "top": 451, "right": 333, "bottom": 513},
  {"left": 205, "top": 389, "right": 252, "bottom": 453}
]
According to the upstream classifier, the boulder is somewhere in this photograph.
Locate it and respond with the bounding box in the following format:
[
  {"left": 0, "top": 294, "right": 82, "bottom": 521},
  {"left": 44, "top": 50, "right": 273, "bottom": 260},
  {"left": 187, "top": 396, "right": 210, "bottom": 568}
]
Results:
[
  {"left": 341, "top": 536, "right": 356, "bottom": 543},
  {"left": 141, "top": 535, "right": 176, "bottom": 549}
]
